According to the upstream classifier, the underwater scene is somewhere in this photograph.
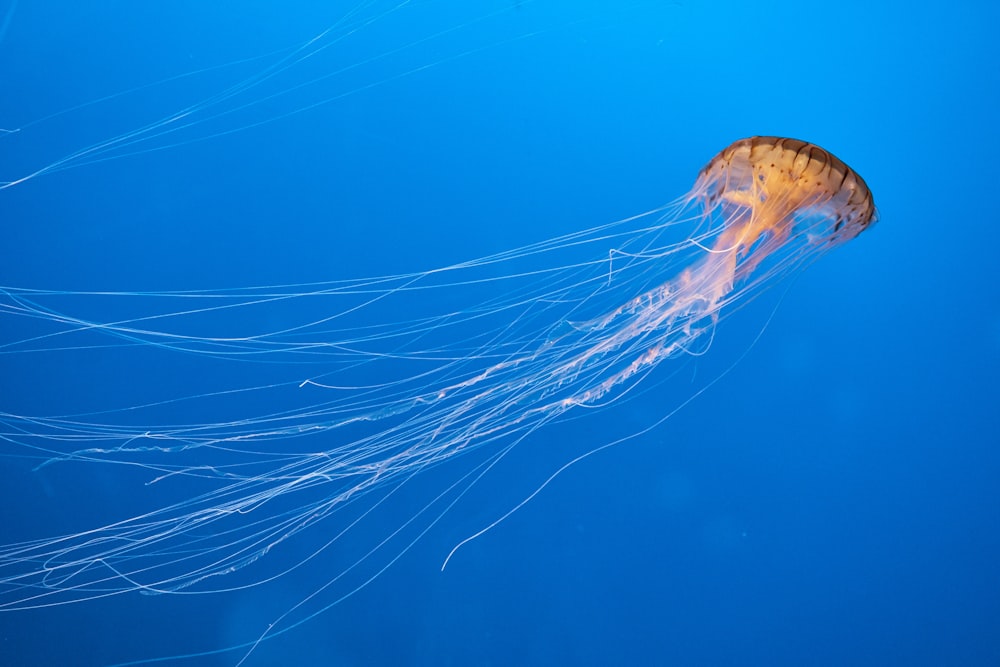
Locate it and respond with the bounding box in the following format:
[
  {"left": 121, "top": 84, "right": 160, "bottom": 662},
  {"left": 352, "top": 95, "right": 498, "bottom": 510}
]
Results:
[{"left": 1, "top": 1, "right": 998, "bottom": 665}]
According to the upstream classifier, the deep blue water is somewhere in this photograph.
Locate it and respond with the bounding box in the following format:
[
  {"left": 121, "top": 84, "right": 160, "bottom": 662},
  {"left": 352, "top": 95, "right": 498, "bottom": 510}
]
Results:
[{"left": 1, "top": 1, "right": 998, "bottom": 666}]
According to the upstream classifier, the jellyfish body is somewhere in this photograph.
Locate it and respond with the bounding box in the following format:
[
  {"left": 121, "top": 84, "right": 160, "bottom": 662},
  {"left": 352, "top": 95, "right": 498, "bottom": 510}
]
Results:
[
  {"left": 700, "top": 136, "right": 875, "bottom": 263},
  {"left": 0, "top": 137, "right": 874, "bottom": 651},
  {"left": 566, "top": 136, "right": 875, "bottom": 403}
]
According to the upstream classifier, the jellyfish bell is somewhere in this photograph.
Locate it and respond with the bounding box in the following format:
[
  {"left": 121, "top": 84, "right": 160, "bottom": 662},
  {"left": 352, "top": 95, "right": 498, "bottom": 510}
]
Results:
[
  {"left": 696, "top": 136, "right": 876, "bottom": 243},
  {"left": 693, "top": 137, "right": 876, "bottom": 281},
  {"left": 0, "top": 136, "right": 875, "bottom": 663}
]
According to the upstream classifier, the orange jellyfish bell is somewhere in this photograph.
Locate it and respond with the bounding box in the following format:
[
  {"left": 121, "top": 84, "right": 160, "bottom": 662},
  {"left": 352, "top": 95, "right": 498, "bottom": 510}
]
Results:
[{"left": 693, "top": 136, "right": 876, "bottom": 280}]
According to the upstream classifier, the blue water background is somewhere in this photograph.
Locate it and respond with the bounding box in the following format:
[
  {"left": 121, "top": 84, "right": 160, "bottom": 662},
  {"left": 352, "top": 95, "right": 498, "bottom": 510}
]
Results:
[{"left": 1, "top": 1, "right": 998, "bottom": 665}]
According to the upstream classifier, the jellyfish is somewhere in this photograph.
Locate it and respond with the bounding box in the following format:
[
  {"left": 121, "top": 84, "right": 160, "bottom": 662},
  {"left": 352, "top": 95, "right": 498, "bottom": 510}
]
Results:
[{"left": 0, "top": 136, "right": 875, "bottom": 662}]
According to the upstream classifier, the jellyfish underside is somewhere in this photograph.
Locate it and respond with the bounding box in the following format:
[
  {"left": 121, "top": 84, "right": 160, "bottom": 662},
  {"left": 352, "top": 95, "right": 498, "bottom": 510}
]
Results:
[{"left": 0, "top": 137, "right": 875, "bottom": 654}]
